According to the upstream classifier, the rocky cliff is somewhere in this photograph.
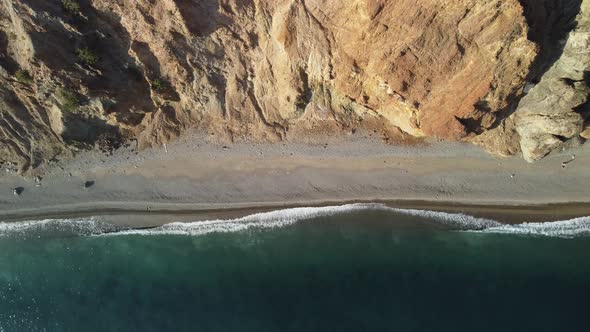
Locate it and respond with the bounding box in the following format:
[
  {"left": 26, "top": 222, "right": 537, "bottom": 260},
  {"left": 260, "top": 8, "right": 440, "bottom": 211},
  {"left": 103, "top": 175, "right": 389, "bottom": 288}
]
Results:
[
  {"left": 0, "top": 0, "right": 588, "bottom": 171},
  {"left": 513, "top": 0, "right": 589, "bottom": 161}
]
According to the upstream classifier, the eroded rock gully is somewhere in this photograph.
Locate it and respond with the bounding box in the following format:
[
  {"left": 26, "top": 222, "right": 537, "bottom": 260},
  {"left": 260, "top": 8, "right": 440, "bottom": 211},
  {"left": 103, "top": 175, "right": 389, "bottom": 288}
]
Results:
[{"left": 0, "top": 0, "right": 588, "bottom": 171}]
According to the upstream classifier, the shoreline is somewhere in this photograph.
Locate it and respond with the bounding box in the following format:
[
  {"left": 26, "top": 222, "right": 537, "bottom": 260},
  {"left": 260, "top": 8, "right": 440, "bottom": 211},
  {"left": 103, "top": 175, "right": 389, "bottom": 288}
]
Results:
[
  {"left": 1, "top": 199, "right": 590, "bottom": 227},
  {"left": 1, "top": 134, "right": 589, "bottom": 227}
]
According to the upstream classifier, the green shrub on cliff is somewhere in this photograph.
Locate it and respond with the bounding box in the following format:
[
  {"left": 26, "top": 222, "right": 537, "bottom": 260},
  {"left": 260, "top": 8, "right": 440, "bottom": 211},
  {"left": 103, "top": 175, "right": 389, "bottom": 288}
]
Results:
[
  {"left": 62, "top": 0, "right": 81, "bottom": 14},
  {"left": 59, "top": 89, "right": 80, "bottom": 112},
  {"left": 76, "top": 47, "right": 99, "bottom": 66},
  {"left": 151, "top": 78, "right": 168, "bottom": 92},
  {"left": 15, "top": 70, "right": 33, "bottom": 84}
]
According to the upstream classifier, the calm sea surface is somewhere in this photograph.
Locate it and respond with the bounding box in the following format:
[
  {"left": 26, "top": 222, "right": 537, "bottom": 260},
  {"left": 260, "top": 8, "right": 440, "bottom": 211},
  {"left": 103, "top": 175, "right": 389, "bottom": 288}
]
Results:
[{"left": 1, "top": 205, "right": 589, "bottom": 331}]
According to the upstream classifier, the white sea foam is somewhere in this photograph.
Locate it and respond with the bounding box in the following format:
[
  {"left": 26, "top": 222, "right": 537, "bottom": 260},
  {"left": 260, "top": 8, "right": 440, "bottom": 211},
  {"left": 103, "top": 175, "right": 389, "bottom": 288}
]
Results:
[
  {"left": 107, "top": 204, "right": 505, "bottom": 236},
  {"left": 384, "top": 207, "right": 502, "bottom": 229},
  {"left": 473, "top": 216, "right": 590, "bottom": 238},
  {"left": 111, "top": 204, "right": 377, "bottom": 236},
  {"left": 0, "top": 204, "right": 588, "bottom": 238},
  {"left": 0, "top": 217, "right": 120, "bottom": 239}
]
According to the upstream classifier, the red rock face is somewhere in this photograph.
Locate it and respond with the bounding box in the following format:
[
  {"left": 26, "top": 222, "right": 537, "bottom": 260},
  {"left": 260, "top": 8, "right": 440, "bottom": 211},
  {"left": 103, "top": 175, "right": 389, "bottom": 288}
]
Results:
[
  {"left": 322, "top": 0, "right": 536, "bottom": 139},
  {"left": 0, "top": 0, "right": 585, "bottom": 169}
]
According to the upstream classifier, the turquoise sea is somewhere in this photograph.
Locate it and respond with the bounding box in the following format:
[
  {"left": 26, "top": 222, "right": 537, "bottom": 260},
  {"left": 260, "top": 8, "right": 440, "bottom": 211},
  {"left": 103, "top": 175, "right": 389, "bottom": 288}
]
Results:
[{"left": 1, "top": 204, "right": 589, "bottom": 331}]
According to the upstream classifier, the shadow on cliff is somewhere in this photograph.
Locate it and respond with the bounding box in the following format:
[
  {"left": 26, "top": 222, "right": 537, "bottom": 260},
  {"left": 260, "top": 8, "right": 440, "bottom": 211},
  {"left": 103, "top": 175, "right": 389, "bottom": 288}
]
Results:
[
  {"left": 519, "top": 0, "right": 583, "bottom": 83},
  {"left": 130, "top": 41, "right": 181, "bottom": 102},
  {"left": 20, "top": 0, "right": 80, "bottom": 72},
  {"left": 21, "top": 0, "right": 158, "bottom": 147},
  {"left": 478, "top": 0, "right": 584, "bottom": 133},
  {"left": 75, "top": 0, "right": 159, "bottom": 122},
  {"left": 574, "top": 70, "right": 590, "bottom": 124},
  {"left": 0, "top": 31, "right": 18, "bottom": 74},
  {"left": 175, "top": 0, "right": 221, "bottom": 36},
  {"left": 60, "top": 112, "right": 122, "bottom": 154}
]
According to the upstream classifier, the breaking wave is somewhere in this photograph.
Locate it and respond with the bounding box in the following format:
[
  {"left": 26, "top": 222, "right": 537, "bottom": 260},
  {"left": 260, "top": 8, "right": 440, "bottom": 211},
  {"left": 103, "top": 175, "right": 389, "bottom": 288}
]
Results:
[
  {"left": 0, "top": 204, "right": 588, "bottom": 239},
  {"left": 473, "top": 216, "right": 590, "bottom": 237},
  {"left": 104, "top": 204, "right": 504, "bottom": 237},
  {"left": 0, "top": 217, "right": 121, "bottom": 239}
]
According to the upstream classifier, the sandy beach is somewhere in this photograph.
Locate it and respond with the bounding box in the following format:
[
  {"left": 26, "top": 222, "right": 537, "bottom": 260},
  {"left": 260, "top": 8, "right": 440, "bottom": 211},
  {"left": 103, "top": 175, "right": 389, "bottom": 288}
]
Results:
[{"left": 1, "top": 132, "right": 589, "bottom": 226}]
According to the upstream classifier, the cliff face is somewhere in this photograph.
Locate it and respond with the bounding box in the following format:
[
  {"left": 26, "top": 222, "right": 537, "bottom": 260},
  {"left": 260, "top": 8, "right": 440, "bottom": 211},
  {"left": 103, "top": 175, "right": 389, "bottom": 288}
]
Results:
[
  {"left": 513, "top": 0, "right": 589, "bottom": 162},
  {"left": 0, "top": 0, "right": 588, "bottom": 171}
]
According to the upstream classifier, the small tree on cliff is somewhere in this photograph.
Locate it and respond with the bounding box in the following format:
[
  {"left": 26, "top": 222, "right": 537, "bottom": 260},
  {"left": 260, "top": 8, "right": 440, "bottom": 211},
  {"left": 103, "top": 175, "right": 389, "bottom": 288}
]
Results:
[
  {"left": 76, "top": 47, "right": 99, "bottom": 66},
  {"left": 62, "top": 0, "right": 81, "bottom": 14}
]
